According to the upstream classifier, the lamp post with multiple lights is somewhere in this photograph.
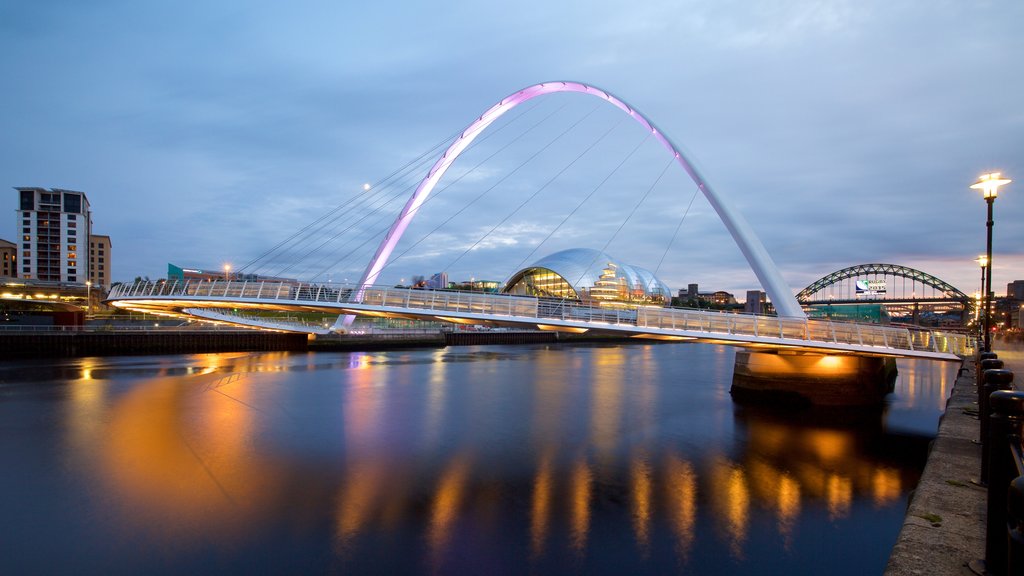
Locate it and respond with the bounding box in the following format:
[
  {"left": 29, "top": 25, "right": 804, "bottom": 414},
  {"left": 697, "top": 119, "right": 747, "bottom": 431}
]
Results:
[{"left": 970, "top": 172, "right": 1011, "bottom": 352}]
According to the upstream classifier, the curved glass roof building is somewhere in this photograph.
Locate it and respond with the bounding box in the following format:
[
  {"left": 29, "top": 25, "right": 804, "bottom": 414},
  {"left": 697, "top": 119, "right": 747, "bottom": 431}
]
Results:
[{"left": 502, "top": 248, "right": 672, "bottom": 307}]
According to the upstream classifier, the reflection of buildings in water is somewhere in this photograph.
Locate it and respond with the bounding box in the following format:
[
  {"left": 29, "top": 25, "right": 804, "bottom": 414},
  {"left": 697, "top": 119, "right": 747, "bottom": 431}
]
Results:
[
  {"left": 732, "top": 406, "right": 909, "bottom": 524},
  {"left": 826, "top": 474, "right": 853, "bottom": 521},
  {"left": 894, "top": 358, "right": 953, "bottom": 412},
  {"left": 663, "top": 454, "right": 698, "bottom": 560},
  {"left": 66, "top": 358, "right": 108, "bottom": 464},
  {"left": 569, "top": 457, "right": 591, "bottom": 553},
  {"left": 745, "top": 457, "right": 801, "bottom": 549},
  {"left": 335, "top": 351, "right": 411, "bottom": 546},
  {"left": 421, "top": 348, "right": 449, "bottom": 455},
  {"left": 707, "top": 454, "right": 750, "bottom": 560},
  {"left": 79, "top": 349, "right": 926, "bottom": 568},
  {"left": 630, "top": 453, "right": 653, "bottom": 556},
  {"left": 98, "top": 370, "right": 282, "bottom": 540},
  {"left": 590, "top": 347, "right": 625, "bottom": 465},
  {"left": 427, "top": 454, "right": 472, "bottom": 566},
  {"left": 530, "top": 450, "right": 555, "bottom": 559}
]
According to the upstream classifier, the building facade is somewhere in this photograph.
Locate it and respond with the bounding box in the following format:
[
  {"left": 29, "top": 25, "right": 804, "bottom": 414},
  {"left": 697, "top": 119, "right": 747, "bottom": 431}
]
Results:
[
  {"left": 15, "top": 187, "right": 91, "bottom": 283},
  {"left": 0, "top": 238, "right": 15, "bottom": 278},
  {"left": 744, "top": 290, "right": 767, "bottom": 314},
  {"left": 89, "top": 234, "right": 112, "bottom": 290}
]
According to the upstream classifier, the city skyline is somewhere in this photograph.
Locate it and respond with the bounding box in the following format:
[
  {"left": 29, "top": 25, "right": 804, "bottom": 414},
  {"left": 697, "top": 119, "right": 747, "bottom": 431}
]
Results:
[{"left": 1, "top": 1, "right": 1021, "bottom": 299}]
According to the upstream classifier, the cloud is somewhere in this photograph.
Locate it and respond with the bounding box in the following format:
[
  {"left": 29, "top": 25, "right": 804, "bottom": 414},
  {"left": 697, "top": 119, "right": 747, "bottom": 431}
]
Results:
[{"left": 1, "top": 0, "right": 1022, "bottom": 300}]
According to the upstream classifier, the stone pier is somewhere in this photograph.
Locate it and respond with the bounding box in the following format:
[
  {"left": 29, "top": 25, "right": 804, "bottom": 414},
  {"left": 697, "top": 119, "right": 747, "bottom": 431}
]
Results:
[{"left": 731, "top": 350, "right": 897, "bottom": 407}]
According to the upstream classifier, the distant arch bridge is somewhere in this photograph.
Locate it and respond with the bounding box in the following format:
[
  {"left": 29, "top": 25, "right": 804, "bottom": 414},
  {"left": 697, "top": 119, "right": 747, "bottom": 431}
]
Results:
[{"left": 797, "top": 263, "right": 971, "bottom": 323}]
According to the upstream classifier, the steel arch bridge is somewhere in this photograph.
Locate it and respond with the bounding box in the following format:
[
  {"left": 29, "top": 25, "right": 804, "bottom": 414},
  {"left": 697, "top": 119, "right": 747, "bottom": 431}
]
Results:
[
  {"left": 797, "top": 263, "right": 969, "bottom": 303},
  {"left": 797, "top": 264, "right": 971, "bottom": 326}
]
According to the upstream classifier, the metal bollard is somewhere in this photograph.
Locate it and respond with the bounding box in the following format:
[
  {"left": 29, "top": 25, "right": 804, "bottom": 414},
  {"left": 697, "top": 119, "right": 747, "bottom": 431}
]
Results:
[
  {"left": 979, "top": 352, "right": 1000, "bottom": 378},
  {"left": 980, "top": 358, "right": 1006, "bottom": 411},
  {"left": 982, "top": 369, "right": 1016, "bottom": 484},
  {"left": 1010, "top": 476, "right": 1024, "bottom": 576},
  {"left": 986, "top": 390, "right": 1024, "bottom": 576}
]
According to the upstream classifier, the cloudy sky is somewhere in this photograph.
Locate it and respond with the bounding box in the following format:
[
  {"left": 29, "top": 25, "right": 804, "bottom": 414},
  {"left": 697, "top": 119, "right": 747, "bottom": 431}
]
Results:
[{"left": 2, "top": 0, "right": 1022, "bottom": 300}]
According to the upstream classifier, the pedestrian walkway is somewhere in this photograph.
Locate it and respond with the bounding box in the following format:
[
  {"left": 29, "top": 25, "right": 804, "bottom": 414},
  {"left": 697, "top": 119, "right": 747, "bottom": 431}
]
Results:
[
  {"left": 886, "top": 340, "right": 1022, "bottom": 575},
  {"left": 885, "top": 360, "right": 986, "bottom": 575}
]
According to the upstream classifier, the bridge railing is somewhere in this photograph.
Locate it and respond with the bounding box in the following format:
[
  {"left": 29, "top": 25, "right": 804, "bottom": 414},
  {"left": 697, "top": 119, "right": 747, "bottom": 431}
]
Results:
[{"left": 107, "top": 280, "right": 973, "bottom": 356}]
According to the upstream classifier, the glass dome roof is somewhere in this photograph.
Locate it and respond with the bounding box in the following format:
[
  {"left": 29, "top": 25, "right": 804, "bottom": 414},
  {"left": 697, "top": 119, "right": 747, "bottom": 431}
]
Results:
[{"left": 502, "top": 248, "right": 671, "bottom": 304}]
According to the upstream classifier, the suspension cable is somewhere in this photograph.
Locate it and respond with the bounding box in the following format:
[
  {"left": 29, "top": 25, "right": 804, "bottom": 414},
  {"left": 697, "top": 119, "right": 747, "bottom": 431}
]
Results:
[
  {"left": 565, "top": 132, "right": 653, "bottom": 289},
  {"left": 435, "top": 106, "right": 620, "bottom": 275},
  {"left": 652, "top": 174, "right": 702, "bottom": 278},
  {"left": 301, "top": 99, "right": 576, "bottom": 282},
  {"left": 260, "top": 97, "right": 548, "bottom": 279}
]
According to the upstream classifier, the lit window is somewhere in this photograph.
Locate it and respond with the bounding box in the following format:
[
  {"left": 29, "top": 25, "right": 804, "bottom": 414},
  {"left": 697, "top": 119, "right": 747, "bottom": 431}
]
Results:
[{"left": 67, "top": 245, "right": 76, "bottom": 251}]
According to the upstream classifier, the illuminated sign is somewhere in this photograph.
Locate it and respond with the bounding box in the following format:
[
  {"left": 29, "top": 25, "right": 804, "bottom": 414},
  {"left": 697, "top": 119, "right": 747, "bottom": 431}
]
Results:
[{"left": 855, "top": 280, "right": 887, "bottom": 295}]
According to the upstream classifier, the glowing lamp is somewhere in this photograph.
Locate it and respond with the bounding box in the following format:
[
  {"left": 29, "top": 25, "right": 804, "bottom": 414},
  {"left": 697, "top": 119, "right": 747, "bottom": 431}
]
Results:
[{"left": 970, "top": 172, "right": 1011, "bottom": 199}]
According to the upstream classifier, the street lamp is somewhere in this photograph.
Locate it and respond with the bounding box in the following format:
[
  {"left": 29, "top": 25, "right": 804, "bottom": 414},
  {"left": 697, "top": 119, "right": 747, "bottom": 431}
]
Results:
[
  {"left": 224, "top": 263, "right": 232, "bottom": 283},
  {"left": 85, "top": 280, "right": 92, "bottom": 317},
  {"left": 976, "top": 255, "right": 988, "bottom": 337},
  {"left": 971, "top": 172, "right": 1011, "bottom": 352}
]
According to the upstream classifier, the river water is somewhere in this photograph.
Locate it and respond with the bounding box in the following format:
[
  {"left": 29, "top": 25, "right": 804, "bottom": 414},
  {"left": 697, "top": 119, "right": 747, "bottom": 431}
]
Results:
[{"left": 0, "top": 342, "right": 957, "bottom": 574}]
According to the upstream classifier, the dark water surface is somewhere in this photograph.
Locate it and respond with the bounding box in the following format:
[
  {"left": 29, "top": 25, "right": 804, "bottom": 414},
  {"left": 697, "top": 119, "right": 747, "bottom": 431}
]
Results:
[{"left": 0, "top": 343, "right": 957, "bottom": 574}]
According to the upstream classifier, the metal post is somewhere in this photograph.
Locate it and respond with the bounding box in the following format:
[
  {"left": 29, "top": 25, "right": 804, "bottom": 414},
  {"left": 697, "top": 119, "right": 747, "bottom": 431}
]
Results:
[
  {"left": 979, "top": 353, "right": 1000, "bottom": 399},
  {"left": 985, "top": 196, "right": 995, "bottom": 352},
  {"left": 1010, "top": 476, "right": 1024, "bottom": 576},
  {"left": 980, "top": 263, "right": 987, "bottom": 338},
  {"left": 986, "top": 389, "right": 1024, "bottom": 575},
  {"left": 981, "top": 367, "right": 1012, "bottom": 485}
]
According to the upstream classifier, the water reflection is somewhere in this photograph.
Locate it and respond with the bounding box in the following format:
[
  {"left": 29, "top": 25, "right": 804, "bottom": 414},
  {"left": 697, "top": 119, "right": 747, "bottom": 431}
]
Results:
[{"left": 0, "top": 345, "right": 956, "bottom": 574}]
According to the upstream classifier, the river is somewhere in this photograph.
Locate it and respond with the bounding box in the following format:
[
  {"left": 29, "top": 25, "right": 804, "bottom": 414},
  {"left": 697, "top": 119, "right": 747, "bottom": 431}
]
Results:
[{"left": 0, "top": 342, "right": 957, "bottom": 574}]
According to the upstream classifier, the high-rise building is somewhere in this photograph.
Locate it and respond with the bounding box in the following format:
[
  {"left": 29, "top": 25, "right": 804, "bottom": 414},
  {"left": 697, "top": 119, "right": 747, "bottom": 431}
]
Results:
[
  {"left": 426, "top": 272, "right": 448, "bottom": 289},
  {"left": 15, "top": 187, "right": 91, "bottom": 283},
  {"left": 89, "top": 234, "right": 112, "bottom": 289},
  {"left": 744, "top": 290, "right": 767, "bottom": 314},
  {"left": 1007, "top": 280, "right": 1024, "bottom": 300},
  {"left": 0, "top": 238, "right": 15, "bottom": 278}
]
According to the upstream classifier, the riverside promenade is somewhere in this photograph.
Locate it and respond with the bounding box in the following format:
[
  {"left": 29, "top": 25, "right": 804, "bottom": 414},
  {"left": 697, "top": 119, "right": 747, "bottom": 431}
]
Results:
[{"left": 886, "top": 341, "right": 1023, "bottom": 575}]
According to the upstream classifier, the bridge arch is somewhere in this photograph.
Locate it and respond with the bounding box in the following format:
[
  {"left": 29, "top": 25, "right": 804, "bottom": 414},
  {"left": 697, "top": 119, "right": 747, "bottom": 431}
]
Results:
[
  {"left": 796, "top": 263, "right": 969, "bottom": 303},
  {"left": 340, "top": 81, "right": 803, "bottom": 330}
]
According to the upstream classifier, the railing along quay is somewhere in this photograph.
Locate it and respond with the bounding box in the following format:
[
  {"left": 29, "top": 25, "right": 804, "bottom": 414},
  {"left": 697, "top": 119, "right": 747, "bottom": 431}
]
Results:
[
  {"left": 108, "top": 280, "right": 973, "bottom": 356},
  {"left": 973, "top": 350, "right": 1024, "bottom": 576}
]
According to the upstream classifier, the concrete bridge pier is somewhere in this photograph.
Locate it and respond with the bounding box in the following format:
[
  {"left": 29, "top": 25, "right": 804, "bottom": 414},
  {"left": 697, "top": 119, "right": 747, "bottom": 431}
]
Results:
[{"left": 731, "top": 350, "right": 897, "bottom": 407}]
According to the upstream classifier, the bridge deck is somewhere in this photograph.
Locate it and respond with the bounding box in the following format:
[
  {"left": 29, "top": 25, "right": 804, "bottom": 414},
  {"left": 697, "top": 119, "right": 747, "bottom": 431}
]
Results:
[{"left": 106, "top": 281, "right": 971, "bottom": 361}]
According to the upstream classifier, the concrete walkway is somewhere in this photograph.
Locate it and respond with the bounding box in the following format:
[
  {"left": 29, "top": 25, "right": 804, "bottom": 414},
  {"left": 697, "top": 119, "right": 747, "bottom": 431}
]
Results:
[{"left": 886, "top": 340, "right": 1022, "bottom": 575}]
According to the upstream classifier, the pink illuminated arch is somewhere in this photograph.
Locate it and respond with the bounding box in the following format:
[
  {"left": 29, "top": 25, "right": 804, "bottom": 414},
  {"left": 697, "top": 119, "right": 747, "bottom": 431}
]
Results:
[{"left": 335, "top": 81, "right": 803, "bottom": 329}]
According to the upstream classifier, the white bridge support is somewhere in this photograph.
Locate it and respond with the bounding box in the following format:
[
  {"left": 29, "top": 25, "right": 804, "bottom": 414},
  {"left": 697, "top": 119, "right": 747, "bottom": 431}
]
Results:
[{"left": 336, "top": 81, "right": 805, "bottom": 331}]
